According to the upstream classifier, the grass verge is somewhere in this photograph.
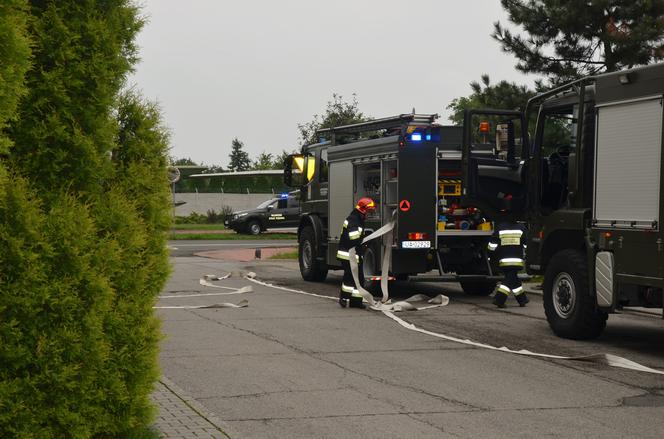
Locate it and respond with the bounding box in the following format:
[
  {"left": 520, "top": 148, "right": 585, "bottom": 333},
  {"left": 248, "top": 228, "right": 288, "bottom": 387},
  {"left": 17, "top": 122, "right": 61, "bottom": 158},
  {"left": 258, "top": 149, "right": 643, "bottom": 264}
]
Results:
[
  {"left": 268, "top": 250, "right": 299, "bottom": 260},
  {"left": 172, "top": 223, "right": 226, "bottom": 231},
  {"left": 169, "top": 232, "right": 295, "bottom": 240}
]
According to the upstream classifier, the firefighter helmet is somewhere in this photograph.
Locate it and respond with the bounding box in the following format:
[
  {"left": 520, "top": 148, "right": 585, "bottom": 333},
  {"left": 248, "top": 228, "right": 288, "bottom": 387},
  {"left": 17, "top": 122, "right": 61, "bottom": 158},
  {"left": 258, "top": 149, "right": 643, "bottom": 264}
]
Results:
[{"left": 355, "top": 197, "right": 376, "bottom": 215}]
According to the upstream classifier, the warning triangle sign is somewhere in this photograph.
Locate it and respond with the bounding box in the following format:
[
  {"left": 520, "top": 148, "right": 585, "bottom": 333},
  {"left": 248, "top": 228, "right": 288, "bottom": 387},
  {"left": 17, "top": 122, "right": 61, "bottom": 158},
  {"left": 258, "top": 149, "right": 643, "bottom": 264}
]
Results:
[{"left": 399, "top": 200, "right": 411, "bottom": 212}]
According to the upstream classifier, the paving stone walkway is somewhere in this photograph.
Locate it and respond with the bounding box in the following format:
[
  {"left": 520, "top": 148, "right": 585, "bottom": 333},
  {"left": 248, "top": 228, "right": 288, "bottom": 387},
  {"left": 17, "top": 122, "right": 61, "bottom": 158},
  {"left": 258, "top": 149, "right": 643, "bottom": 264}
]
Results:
[{"left": 151, "top": 377, "right": 230, "bottom": 439}]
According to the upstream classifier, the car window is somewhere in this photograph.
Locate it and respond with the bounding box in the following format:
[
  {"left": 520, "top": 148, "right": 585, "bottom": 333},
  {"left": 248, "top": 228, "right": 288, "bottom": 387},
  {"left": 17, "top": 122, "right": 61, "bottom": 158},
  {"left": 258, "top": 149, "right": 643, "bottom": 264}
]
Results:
[
  {"left": 277, "top": 199, "right": 287, "bottom": 209},
  {"left": 256, "top": 199, "right": 277, "bottom": 209}
]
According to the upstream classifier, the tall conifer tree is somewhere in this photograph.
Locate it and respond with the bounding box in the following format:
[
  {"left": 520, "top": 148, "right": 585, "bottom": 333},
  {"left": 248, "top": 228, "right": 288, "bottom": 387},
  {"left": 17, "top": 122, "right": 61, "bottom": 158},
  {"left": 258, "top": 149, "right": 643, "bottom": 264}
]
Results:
[{"left": 494, "top": 0, "right": 664, "bottom": 83}]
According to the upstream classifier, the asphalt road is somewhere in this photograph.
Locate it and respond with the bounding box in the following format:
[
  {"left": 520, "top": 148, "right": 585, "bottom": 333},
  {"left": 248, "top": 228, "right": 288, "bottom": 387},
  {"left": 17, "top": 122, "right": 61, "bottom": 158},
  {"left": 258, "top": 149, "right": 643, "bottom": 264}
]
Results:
[{"left": 158, "top": 252, "right": 664, "bottom": 439}]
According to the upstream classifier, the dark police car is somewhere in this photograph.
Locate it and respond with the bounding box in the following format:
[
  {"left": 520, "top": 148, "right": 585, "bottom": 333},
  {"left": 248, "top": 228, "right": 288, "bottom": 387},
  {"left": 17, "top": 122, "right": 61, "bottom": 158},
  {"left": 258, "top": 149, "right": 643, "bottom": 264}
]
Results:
[{"left": 225, "top": 193, "right": 300, "bottom": 235}]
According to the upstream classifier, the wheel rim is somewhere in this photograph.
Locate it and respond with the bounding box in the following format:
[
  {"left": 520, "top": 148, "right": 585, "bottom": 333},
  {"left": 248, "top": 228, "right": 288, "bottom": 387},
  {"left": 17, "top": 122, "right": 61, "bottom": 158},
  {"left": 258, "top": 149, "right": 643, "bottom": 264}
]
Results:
[
  {"left": 553, "top": 272, "right": 576, "bottom": 319},
  {"left": 301, "top": 240, "right": 312, "bottom": 271},
  {"left": 250, "top": 223, "right": 260, "bottom": 234}
]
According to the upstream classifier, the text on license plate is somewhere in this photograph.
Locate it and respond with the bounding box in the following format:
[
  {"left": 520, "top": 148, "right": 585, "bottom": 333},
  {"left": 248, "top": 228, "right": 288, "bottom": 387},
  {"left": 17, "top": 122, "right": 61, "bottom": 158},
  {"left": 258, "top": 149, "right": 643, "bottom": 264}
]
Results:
[{"left": 401, "top": 240, "right": 431, "bottom": 249}]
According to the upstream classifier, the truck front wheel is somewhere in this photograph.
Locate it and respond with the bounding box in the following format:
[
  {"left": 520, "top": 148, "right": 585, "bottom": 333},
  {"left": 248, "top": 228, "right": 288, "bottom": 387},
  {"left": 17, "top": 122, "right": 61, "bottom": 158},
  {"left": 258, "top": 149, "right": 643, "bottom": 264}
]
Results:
[
  {"left": 299, "top": 226, "right": 328, "bottom": 282},
  {"left": 543, "top": 249, "right": 607, "bottom": 340},
  {"left": 247, "top": 220, "right": 262, "bottom": 235}
]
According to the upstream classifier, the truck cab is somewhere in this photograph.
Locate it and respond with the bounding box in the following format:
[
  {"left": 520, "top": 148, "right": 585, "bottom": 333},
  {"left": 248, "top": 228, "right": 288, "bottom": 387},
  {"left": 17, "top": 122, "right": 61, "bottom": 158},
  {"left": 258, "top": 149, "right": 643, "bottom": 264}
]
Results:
[{"left": 462, "top": 63, "right": 664, "bottom": 339}]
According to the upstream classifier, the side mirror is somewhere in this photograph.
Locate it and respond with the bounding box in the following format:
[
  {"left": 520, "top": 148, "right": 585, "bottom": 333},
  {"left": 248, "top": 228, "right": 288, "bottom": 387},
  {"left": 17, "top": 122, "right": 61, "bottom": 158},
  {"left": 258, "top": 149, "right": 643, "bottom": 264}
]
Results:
[
  {"left": 283, "top": 154, "right": 304, "bottom": 188},
  {"left": 267, "top": 205, "right": 274, "bottom": 211}
]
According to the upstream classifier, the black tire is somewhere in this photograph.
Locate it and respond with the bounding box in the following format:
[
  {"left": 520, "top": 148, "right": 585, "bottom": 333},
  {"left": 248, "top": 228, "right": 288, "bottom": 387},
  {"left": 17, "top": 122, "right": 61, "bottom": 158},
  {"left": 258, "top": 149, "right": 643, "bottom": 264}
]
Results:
[
  {"left": 459, "top": 279, "right": 496, "bottom": 296},
  {"left": 457, "top": 263, "right": 497, "bottom": 296},
  {"left": 362, "top": 244, "right": 379, "bottom": 279},
  {"left": 247, "top": 220, "right": 262, "bottom": 235},
  {"left": 543, "top": 249, "right": 608, "bottom": 340},
  {"left": 299, "top": 226, "right": 328, "bottom": 282},
  {"left": 360, "top": 244, "right": 381, "bottom": 293}
]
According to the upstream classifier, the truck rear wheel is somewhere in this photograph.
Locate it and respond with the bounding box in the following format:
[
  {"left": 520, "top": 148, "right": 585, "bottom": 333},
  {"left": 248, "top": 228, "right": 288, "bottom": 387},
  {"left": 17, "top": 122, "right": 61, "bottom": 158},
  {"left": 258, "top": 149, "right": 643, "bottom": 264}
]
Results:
[
  {"left": 458, "top": 264, "right": 496, "bottom": 296},
  {"left": 459, "top": 280, "right": 496, "bottom": 296},
  {"left": 299, "top": 226, "right": 328, "bottom": 282},
  {"left": 543, "top": 249, "right": 607, "bottom": 340}
]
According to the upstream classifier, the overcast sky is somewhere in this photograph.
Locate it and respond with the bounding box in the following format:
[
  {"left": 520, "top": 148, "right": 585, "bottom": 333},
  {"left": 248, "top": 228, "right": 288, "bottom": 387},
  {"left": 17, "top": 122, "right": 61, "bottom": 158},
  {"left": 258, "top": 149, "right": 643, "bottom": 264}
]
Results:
[{"left": 130, "top": 0, "right": 537, "bottom": 167}]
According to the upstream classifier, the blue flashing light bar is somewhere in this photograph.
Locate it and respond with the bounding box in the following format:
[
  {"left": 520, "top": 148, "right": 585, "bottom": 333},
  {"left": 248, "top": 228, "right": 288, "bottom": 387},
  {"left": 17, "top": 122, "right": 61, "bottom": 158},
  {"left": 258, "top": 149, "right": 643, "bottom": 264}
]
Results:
[
  {"left": 280, "top": 193, "right": 289, "bottom": 199},
  {"left": 426, "top": 134, "right": 431, "bottom": 141},
  {"left": 410, "top": 133, "right": 422, "bottom": 142}
]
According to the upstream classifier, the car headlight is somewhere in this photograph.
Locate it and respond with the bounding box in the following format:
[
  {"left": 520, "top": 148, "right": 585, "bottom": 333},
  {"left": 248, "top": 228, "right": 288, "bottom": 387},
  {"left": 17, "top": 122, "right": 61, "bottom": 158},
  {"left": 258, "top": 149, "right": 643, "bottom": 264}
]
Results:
[{"left": 237, "top": 213, "right": 248, "bottom": 218}]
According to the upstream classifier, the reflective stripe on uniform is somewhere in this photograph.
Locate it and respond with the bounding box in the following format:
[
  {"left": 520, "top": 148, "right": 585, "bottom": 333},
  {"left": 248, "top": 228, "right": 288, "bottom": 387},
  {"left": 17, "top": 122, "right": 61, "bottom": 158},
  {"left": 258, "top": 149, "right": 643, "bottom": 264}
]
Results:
[
  {"left": 337, "top": 250, "right": 350, "bottom": 260},
  {"left": 487, "top": 242, "right": 498, "bottom": 251},
  {"left": 351, "top": 289, "right": 363, "bottom": 298},
  {"left": 348, "top": 230, "right": 361, "bottom": 240},
  {"left": 499, "top": 257, "right": 524, "bottom": 267},
  {"left": 341, "top": 283, "right": 354, "bottom": 293},
  {"left": 499, "top": 230, "right": 523, "bottom": 246},
  {"left": 512, "top": 286, "right": 524, "bottom": 295},
  {"left": 496, "top": 284, "right": 511, "bottom": 295},
  {"left": 336, "top": 250, "right": 359, "bottom": 262}
]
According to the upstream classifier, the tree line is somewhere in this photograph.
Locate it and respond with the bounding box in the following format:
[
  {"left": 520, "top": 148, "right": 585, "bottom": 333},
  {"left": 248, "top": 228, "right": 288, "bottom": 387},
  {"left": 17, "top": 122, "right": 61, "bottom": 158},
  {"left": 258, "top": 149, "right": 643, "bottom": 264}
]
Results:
[{"left": 184, "top": 1, "right": 664, "bottom": 174}]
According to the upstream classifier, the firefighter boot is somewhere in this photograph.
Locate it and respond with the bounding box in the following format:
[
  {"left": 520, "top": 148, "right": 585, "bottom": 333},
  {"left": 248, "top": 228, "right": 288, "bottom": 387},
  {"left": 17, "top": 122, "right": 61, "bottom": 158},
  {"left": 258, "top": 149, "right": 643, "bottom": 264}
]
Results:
[
  {"left": 492, "top": 293, "right": 507, "bottom": 308},
  {"left": 339, "top": 291, "right": 351, "bottom": 308},
  {"left": 349, "top": 296, "right": 366, "bottom": 309},
  {"left": 492, "top": 284, "right": 510, "bottom": 308},
  {"left": 516, "top": 293, "right": 529, "bottom": 307}
]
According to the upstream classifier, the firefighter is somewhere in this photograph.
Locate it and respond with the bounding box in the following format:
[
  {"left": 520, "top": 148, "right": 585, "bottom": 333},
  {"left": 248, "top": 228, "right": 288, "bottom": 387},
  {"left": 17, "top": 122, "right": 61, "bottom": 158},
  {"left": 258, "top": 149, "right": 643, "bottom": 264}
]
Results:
[
  {"left": 336, "top": 197, "right": 376, "bottom": 308},
  {"left": 488, "top": 222, "right": 529, "bottom": 308}
]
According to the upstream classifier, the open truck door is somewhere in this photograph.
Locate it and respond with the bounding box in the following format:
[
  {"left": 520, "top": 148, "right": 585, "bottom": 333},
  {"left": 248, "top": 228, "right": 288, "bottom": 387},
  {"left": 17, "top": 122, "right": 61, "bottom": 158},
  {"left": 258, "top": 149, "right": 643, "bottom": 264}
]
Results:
[{"left": 461, "top": 109, "right": 529, "bottom": 220}]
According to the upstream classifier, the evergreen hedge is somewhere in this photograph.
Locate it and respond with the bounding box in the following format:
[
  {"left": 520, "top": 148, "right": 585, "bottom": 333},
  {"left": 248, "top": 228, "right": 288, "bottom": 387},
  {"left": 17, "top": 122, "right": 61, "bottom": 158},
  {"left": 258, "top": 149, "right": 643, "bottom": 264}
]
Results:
[{"left": 1, "top": 1, "right": 171, "bottom": 437}]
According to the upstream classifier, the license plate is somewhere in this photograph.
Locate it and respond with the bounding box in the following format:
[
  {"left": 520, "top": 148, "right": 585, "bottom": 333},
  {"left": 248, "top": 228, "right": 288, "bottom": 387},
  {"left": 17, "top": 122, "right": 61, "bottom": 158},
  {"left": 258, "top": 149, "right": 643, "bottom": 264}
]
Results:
[{"left": 401, "top": 240, "right": 431, "bottom": 249}]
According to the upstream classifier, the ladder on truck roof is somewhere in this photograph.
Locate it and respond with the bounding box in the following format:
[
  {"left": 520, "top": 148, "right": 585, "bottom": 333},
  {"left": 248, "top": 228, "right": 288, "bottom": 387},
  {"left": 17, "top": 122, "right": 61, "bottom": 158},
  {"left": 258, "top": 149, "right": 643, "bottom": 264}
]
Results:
[{"left": 317, "top": 113, "right": 439, "bottom": 138}]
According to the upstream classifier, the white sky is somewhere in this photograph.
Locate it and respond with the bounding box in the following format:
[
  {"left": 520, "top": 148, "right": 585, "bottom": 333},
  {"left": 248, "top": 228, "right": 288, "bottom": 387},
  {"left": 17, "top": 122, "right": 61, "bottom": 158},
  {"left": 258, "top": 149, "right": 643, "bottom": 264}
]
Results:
[{"left": 130, "top": 0, "right": 537, "bottom": 167}]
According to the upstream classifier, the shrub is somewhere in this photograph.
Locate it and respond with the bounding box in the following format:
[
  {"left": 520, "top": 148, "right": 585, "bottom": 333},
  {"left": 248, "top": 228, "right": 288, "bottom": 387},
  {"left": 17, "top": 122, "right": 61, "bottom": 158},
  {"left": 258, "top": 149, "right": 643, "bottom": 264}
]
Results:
[
  {"left": 1, "top": 3, "right": 171, "bottom": 437},
  {"left": 206, "top": 209, "right": 221, "bottom": 224},
  {"left": 219, "top": 205, "right": 234, "bottom": 223},
  {"left": 174, "top": 212, "right": 207, "bottom": 224},
  {"left": 0, "top": 172, "right": 115, "bottom": 437}
]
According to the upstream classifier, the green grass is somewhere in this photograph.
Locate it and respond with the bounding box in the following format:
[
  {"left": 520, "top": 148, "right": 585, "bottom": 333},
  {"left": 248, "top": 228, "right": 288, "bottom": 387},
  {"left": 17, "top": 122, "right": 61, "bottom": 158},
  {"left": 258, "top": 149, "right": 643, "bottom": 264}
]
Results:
[
  {"left": 169, "top": 232, "right": 295, "bottom": 240},
  {"left": 268, "top": 249, "right": 299, "bottom": 259},
  {"left": 172, "top": 223, "right": 226, "bottom": 231}
]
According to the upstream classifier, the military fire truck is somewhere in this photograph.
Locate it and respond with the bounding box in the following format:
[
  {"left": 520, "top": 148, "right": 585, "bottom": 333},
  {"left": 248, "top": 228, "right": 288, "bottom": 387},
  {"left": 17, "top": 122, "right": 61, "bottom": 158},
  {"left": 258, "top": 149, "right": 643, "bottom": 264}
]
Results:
[
  {"left": 284, "top": 113, "right": 513, "bottom": 294},
  {"left": 462, "top": 63, "right": 664, "bottom": 339}
]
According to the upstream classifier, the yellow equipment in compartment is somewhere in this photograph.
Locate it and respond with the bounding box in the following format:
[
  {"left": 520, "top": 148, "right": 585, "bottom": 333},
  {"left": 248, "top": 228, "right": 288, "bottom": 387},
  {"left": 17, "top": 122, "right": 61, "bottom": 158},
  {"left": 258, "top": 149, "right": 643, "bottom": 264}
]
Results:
[{"left": 438, "top": 179, "right": 461, "bottom": 196}]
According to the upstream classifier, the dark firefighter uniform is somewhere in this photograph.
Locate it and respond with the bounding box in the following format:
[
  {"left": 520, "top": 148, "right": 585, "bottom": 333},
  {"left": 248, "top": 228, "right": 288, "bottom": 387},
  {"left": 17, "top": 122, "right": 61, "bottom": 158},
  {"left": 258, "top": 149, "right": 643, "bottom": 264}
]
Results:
[
  {"left": 336, "top": 198, "right": 375, "bottom": 308},
  {"left": 488, "top": 222, "right": 529, "bottom": 308}
]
